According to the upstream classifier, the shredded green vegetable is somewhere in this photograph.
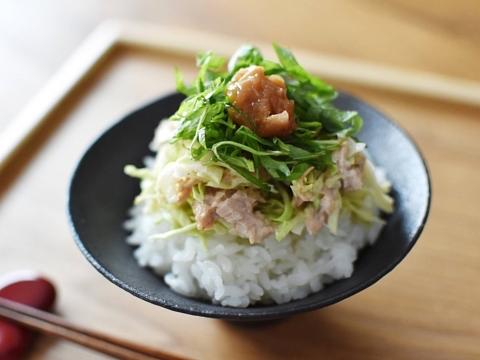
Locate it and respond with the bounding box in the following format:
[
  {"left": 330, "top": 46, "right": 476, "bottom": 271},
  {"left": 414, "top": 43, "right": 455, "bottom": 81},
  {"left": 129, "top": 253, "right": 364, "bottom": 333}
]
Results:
[
  {"left": 125, "top": 44, "right": 394, "bottom": 243},
  {"left": 170, "top": 44, "right": 362, "bottom": 189}
]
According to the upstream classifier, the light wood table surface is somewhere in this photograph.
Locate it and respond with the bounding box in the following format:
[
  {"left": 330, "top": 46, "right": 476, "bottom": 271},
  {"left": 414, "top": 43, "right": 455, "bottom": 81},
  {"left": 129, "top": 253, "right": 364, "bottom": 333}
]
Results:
[{"left": 0, "top": 1, "right": 479, "bottom": 359}]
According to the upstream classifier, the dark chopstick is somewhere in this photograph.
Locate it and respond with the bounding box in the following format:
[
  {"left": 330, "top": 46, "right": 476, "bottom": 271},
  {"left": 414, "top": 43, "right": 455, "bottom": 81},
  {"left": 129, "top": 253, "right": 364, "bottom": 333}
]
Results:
[{"left": 0, "top": 298, "right": 189, "bottom": 360}]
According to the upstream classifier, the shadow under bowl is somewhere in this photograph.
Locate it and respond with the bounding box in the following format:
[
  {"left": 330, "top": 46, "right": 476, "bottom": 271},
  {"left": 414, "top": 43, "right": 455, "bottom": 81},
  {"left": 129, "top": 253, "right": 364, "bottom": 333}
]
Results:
[{"left": 67, "top": 92, "right": 431, "bottom": 321}]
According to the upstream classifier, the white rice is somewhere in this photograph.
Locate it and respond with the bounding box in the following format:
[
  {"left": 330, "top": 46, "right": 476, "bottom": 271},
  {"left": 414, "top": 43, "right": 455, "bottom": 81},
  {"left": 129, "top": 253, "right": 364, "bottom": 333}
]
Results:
[{"left": 125, "top": 205, "right": 384, "bottom": 307}]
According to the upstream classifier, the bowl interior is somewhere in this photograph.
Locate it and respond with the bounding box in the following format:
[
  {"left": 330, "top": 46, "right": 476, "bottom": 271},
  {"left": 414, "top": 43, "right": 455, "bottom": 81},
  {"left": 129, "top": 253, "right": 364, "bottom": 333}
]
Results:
[{"left": 68, "top": 92, "right": 430, "bottom": 320}]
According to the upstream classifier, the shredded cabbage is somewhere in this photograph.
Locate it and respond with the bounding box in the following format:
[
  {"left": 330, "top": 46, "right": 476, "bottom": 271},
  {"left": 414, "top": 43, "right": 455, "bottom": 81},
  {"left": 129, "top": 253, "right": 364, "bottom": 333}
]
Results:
[
  {"left": 125, "top": 128, "right": 394, "bottom": 242},
  {"left": 125, "top": 44, "right": 394, "bottom": 244}
]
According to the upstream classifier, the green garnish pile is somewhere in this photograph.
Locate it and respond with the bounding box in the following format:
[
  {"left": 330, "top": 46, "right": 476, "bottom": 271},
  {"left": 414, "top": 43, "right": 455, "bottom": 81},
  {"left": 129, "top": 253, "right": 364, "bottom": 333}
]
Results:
[{"left": 171, "top": 44, "right": 363, "bottom": 190}]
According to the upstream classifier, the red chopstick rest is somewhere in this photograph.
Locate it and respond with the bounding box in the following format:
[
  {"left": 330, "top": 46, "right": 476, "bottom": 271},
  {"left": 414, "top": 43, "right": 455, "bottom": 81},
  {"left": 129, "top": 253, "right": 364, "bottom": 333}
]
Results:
[{"left": 0, "top": 271, "right": 56, "bottom": 360}]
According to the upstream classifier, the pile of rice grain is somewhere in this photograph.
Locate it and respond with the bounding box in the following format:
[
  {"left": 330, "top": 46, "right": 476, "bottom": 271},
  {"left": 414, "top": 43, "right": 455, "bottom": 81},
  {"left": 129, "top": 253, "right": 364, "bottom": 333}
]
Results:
[{"left": 125, "top": 207, "right": 383, "bottom": 307}]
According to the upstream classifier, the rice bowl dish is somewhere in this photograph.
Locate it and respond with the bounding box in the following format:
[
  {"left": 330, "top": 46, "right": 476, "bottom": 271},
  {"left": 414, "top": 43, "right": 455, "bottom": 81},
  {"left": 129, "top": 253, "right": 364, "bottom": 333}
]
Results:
[{"left": 124, "top": 44, "right": 394, "bottom": 307}]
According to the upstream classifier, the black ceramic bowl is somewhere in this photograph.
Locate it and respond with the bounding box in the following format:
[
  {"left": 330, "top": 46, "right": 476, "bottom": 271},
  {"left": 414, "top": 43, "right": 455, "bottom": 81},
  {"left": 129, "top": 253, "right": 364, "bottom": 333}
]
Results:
[{"left": 68, "top": 92, "right": 431, "bottom": 321}]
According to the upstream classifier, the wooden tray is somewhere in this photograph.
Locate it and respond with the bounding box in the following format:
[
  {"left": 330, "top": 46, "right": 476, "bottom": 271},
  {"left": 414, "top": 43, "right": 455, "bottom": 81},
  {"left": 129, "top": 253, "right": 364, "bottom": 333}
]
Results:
[{"left": 0, "top": 20, "right": 479, "bottom": 359}]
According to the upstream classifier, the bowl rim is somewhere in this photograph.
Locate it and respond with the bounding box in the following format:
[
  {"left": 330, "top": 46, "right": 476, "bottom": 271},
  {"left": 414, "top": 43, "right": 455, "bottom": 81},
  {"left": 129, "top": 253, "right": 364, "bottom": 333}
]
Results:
[{"left": 67, "top": 91, "right": 432, "bottom": 320}]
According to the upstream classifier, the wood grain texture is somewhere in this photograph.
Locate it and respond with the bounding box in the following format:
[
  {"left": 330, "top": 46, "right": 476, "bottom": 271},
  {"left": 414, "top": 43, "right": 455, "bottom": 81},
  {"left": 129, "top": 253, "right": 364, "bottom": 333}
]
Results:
[
  {"left": 0, "top": 46, "right": 479, "bottom": 360},
  {"left": 0, "top": 1, "right": 479, "bottom": 359},
  {"left": 0, "top": 298, "right": 188, "bottom": 360},
  {"left": 1, "top": 0, "right": 480, "bottom": 127},
  {"left": 3, "top": 18, "right": 480, "bottom": 176}
]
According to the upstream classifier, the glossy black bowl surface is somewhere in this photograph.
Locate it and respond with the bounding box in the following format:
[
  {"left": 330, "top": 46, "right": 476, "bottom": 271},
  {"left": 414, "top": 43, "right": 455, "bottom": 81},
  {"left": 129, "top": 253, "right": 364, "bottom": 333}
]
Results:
[{"left": 68, "top": 92, "right": 431, "bottom": 321}]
